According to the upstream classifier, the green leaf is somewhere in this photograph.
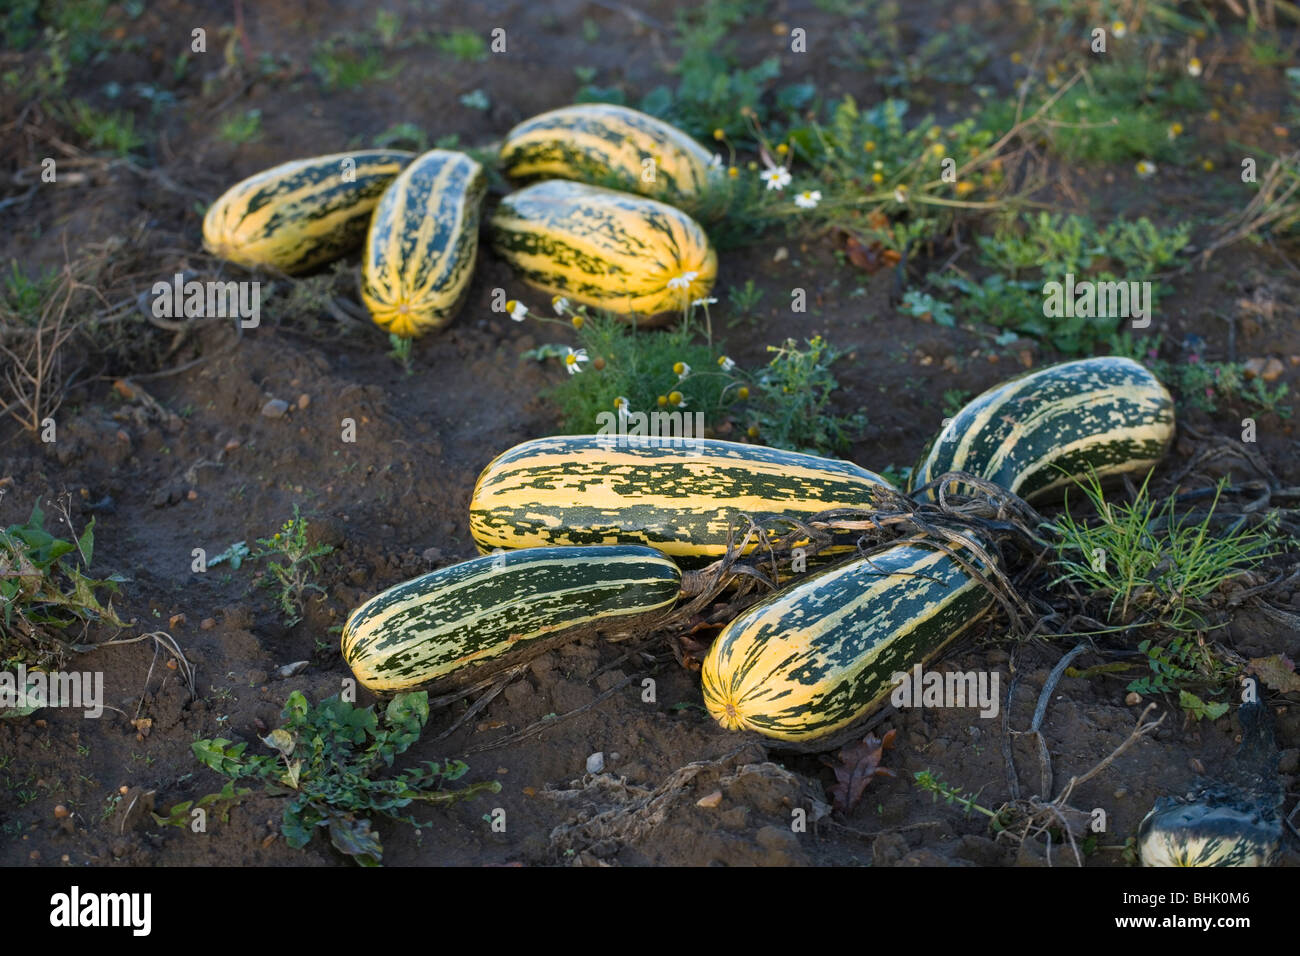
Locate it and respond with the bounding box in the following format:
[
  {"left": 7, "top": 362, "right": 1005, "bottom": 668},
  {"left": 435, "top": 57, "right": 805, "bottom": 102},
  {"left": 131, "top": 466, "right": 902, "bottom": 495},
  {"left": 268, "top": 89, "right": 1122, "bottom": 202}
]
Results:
[
  {"left": 328, "top": 814, "right": 384, "bottom": 866},
  {"left": 76, "top": 517, "right": 95, "bottom": 566}
]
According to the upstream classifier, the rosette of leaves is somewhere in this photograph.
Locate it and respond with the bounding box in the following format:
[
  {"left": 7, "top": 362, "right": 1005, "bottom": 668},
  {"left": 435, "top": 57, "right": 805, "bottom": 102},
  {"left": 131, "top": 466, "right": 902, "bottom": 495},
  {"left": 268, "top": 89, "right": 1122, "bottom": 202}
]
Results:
[{"left": 193, "top": 691, "right": 500, "bottom": 865}]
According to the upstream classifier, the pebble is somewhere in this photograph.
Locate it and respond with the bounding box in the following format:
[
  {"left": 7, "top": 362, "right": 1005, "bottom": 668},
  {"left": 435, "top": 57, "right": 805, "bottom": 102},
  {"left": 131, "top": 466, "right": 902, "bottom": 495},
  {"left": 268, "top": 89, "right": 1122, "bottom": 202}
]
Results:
[
  {"left": 1125, "top": 691, "right": 1142, "bottom": 706},
  {"left": 696, "top": 789, "right": 723, "bottom": 808},
  {"left": 1113, "top": 787, "right": 1127, "bottom": 799},
  {"left": 421, "top": 547, "right": 444, "bottom": 565},
  {"left": 200, "top": 617, "right": 216, "bottom": 630},
  {"left": 1243, "top": 357, "right": 1285, "bottom": 382},
  {"left": 53, "top": 805, "right": 69, "bottom": 819},
  {"left": 168, "top": 613, "right": 186, "bottom": 629},
  {"left": 585, "top": 752, "right": 605, "bottom": 774},
  {"left": 273, "top": 661, "right": 310, "bottom": 680},
  {"left": 1189, "top": 757, "right": 1206, "bottom": 775},
  {"left": 261, "top": 398, "right": 290, "bottom": 418},
  {"left": 297, "top": 394, "right": 310, "bottom": 410}
]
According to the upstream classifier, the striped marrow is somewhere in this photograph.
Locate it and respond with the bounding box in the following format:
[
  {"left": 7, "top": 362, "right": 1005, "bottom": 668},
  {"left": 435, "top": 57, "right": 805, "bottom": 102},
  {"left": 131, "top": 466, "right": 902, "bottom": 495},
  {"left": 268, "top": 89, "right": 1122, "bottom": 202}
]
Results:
[
  {"left": 469, "top": 435, "right": 895, "bottom": 569},
  {"left": 489, "top": 180, "right": 717, "bottom": 322},
  {"left": 701, "top": 533, "right": 997, "bottom": 742},
  {"left": 1138, "top": 798, "right": 1281, "bottom": 867},
  {"left": 202, "top": 150, "right": 414, "bottom": 274},
  {"left": 911, "top": 357, "right": 1175, "bottom": 502},
  {"left": 1138, "top": 699, "right": 1282, "bottom": 867},
  {"left": 342, "top": 545, "right": 681, "bottom": 694},
  {"left": 499, "top": 104, "right": 717, "bottom": 203},
  {"left": 361, "top": 149, "right": 487, "bottom": 338}
]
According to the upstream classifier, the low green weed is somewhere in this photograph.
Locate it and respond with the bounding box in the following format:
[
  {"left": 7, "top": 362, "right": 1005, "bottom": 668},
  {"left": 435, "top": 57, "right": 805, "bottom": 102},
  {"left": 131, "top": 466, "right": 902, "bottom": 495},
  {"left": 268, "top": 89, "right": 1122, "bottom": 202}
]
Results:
[{"left": 192, "top": 691, "right": 500, "bottom": 865}]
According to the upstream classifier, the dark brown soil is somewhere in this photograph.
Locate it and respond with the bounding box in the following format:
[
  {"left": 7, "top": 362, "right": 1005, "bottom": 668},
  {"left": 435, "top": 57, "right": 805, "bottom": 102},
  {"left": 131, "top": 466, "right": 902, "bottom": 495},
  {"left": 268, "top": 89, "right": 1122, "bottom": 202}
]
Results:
[{"left": 2, "top": 0, "right": 1298, "bottom": 867}]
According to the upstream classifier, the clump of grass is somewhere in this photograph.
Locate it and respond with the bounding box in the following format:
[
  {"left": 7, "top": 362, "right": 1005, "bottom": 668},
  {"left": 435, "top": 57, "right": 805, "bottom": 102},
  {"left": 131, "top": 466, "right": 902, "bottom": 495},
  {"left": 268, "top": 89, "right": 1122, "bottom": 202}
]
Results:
[
  {"left": 435, "top": 28, "right": 488, "bottom": 62},
  {"left": 192, "top": 691, "right": 500, "bottom": 865},
  {"left": 252, "top": 506, "right": 334, "bottom": 627},
  {"left": 921, "top": 212, "right": 1191, "bottom": 353},
  {"left": 990, "top": 52, "right": 1205, "bottom": 164},
  {"left": 1048, "top": 471, "right": 1275, "bottom": 633},
  {"left": 312, "top": 39, "right": 398, "bottom": 91},
  {"left": 0, "top": 498, "right": 126, "bottom": 667},
  {"left": 217, "top": 108, "right": 262, "bottom": 144},
  {"left": 62, "top": 99, "right": 143, "bottom": 156},
  {"left": 834, "top": 5, "right": 992, "bottom": 97},
  {"left": 2, "top": 0, "right": 115, "bottom": 64}
]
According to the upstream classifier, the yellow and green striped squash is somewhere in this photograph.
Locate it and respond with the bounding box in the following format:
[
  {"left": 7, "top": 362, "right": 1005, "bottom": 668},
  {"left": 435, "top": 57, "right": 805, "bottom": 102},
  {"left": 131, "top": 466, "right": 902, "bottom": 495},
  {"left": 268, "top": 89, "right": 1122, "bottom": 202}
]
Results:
[
  {"left": 911, "top": 356, "right": 1175, "bottom": 502},
  {"left": 1138, "top": 799, "right": 1281, "bottom": 867},
  {"left": 488, "top": 180, "right": 717, "bottom": 323},
  {"left": 499, "top": 103, "right": 718, "bottom": 203},
  {"left": 360, "top": 150, "right": 487, "bottom": 338},
  {"left": 702, "top": 533, "right": 997, "bottom": 742},
  {"left": 202, "top": 150, "right": 414, "bottom": 274},
  {"left": 469, "top": 435, "right": 895, "bottom": 569},
  {"left": 342, "top": 545, "right": 681, "bottom": 694}
]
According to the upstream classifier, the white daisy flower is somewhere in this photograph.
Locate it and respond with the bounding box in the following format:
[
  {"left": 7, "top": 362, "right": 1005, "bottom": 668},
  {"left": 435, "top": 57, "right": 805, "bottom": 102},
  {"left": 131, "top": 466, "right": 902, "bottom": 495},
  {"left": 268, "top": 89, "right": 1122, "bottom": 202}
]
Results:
[
  {"left": 692, "top": 296, "right": 718, "bottom": 307},
  {"left": 717, "top": 355, "right": 736, "bottom": 371},
  {"left": 614, "top": 396, "right": 631, "bottom": 422},
  {"left": 667, "top": 271, "right": 699, "bottom": 290},
  {"left": 673, "top": 361, "right": 691, "bottom": 380},
  {"left": 1187, "top": 57, "right": 1202, "bottom": 77},
  {"left": 1111, "top": 20, "right": 1127, "bottom": 38},
  {"left": 761, "top": 165, "right": 792, "bottom": 190},
  {"left": 507, "top": 300, "right": 528, "bottom": 322},
  {"left": 564, "top": 347, "right": 589, "bottom": 375},
  {"left": 893, "top": 185, "right": 909, "bottom": 204},
  {"left": 794, "top": 189, "right": 822, "bottom": 209},
  {"left": 551, "top": 295, "right": 569, "bottom": 315},
  {"left": 709, "top": 154, "right": 723, "bottom": 169},
  {"left": 1135, "top": 160, "right": 1157, "bottom": 179}
]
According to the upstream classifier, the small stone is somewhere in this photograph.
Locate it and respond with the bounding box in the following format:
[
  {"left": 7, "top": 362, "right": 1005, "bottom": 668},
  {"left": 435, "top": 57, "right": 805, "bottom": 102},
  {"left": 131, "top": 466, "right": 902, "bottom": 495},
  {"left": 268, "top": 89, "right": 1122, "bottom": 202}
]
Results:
[
  {"left": 1243, "top": 357, "right": 1285, "bottom": 382},
  {"left": 200, "top": 617, "right": 216, "bottom": 630},
  {"left": 772, "top": 246, "right": 789, "bottom": 262},
  {"left": 61, "top": 854, "right": 69, "bottom": 863},
  {"left": 586, "top": 752, "right": 605, "bottom": 774},
  {"left": 1018, "top": 349, "right": 1034, "bottom": 368},
  {"left": 53, "top": 805, "right": 69, "bottom": 819},
  {"left": 273, "top": 661, "right": 309, "bottom": 680},
  {"left": 34, "top": 719, "right": 46, "bottom": 729},
  {"left": 261, "top": 398, "right": 290, "bottom": 418},
  {"left": 168, "top": 613, "right": 186, "bottom": 629},
  {"left": 223, "top": 439, "right": 240, "bottom": 453},
  {"left": 187, "top": 489, "right": 198, "bottom": 500},
  {"left": 1125, "top": 691, "right": 1142, "bottom": 706},
  {"left": 1113, "top": 787, "right": 1127, "bottom": 799},
  {"left": 421, "top": 547, "right": 444, "bottom": 565},
  {"left": 696, "top": 789, "right": 723, "bottom": 808},
  {"left": 297, "top": 394, "right": 310, "bottom": 410}
]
